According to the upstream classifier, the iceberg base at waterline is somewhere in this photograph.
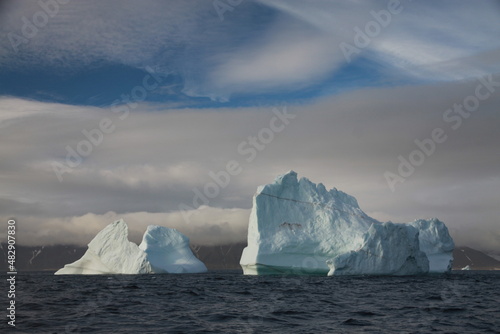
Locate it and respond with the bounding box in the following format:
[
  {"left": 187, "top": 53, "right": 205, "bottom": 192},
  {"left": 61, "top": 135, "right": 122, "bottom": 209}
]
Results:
[
  {"left": 240, "top": 171, "right": 454, "bottom": 276},
  {"left": 55, "top": 219, "right": 207, "bottom": 275}
]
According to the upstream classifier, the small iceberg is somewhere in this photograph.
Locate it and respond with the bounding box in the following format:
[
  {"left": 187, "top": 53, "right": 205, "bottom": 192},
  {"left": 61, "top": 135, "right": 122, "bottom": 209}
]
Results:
[{"left": 55, "top": 219, "right": 207, "bottom": 275}]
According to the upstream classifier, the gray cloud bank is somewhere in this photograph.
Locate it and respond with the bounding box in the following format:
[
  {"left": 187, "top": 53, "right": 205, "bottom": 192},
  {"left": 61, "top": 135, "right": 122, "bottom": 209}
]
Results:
[{"left": 0, "top": 76, "right": 499, "bottom": 251}]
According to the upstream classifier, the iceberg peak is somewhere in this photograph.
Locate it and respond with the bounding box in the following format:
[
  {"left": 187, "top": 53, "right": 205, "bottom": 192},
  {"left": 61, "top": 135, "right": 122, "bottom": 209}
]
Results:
[{"left": 55, "top": 219, "right": 207, "bottom": 275}]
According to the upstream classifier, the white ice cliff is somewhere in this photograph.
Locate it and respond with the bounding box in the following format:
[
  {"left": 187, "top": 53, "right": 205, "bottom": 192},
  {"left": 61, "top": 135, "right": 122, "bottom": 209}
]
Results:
[
  {"left": 409, "top": 219, "right": 455, "bottom": 273},
  {"left": 239, "top": 171, "right": 454, "bottom": 275},
  {"left": 55, "top": 219, "right": 207, "bottom": 275},
  {"left": 139, "top": 225, "right": 207, "bottom": 274}
]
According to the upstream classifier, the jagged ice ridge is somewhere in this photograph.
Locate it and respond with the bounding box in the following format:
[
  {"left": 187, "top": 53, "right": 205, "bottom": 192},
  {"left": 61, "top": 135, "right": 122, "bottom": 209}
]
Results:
[
  {"left": 240, "top": 171, "right": 454, "bottom": 276},
  {"left": 55, "top": 219, "right": 207, "bottom": 275}
]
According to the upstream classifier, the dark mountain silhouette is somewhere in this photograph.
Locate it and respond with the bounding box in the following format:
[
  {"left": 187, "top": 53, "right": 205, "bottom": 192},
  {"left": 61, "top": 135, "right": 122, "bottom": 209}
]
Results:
[
  {"left": 3, "top": 243, "right": 499, "bottom": 272},
  {"left": 0, "top": 244, "right": 86, "bottom": 271},
  {"left": 0, "top": 242, "right": 246, "bottom": 272},
  {"left": 452, "top": 246, "right": 500, "bottom": 270},
  {"left": 190, "top": 243, "right": 246, "bottom": 270}
]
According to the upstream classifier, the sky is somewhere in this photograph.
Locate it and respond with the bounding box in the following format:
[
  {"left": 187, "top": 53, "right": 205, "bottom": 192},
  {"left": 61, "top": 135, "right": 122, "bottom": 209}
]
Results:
[{"left": 0, "top": 0, "right": 499, "bottom": 255}]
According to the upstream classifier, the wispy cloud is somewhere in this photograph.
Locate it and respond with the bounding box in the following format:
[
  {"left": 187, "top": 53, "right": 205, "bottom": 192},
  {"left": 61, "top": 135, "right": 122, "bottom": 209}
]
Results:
[
  {"left": 207, "top": 18, "right": 344, "bottom": 98},
  {"left": 0, "top": 75, "right": 499, "bottom": 249},
  {"left": 2, "top": 0, "right": 498, "bottom": 103},
  {"left": 4, "top": 207, "right": 250, "bottom": 247},
  {"left": 0, "top": 1, "right": 499, "bottom": 254},
  {"left": 0, "top": 0, "right": 214, "bottom": 67},
  {"left": 259, "top": 0, "right": 500, "bottom": 81}
]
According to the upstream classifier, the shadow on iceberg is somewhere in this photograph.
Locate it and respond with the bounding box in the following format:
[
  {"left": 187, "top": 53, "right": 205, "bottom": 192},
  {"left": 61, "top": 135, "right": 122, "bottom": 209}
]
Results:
[
  {"left": 239, "top": 171, "right": 454, "bottom": 276},
  {"left": 55, "top": 219, "right": 207, "bottom": 275}
]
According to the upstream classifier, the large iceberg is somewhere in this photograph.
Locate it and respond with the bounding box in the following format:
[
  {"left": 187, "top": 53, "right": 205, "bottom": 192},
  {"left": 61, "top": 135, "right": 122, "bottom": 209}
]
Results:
[
  {"left": 55, "top": 219, "right": 207, "bottom": 275},
  {"left": 240, "top": 171, "right": 454, "bottom": 276}
]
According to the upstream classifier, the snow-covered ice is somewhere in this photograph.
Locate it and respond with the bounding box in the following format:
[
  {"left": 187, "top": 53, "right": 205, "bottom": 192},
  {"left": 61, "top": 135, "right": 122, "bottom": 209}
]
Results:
[
  {"left": 55, "top": 219, "right": 207, "bottom": 275},
  {"left": 409, "top": 219, "right": 454, "bottom": 273},
  {"left": 327, "top": 222, "right": 429, "bottom": 276},
  {"left": 139, "top": 225, "right": 207, "bottom": 273},
  {"left": 240, "top": 171, "right": 454, "bottom": 276}
]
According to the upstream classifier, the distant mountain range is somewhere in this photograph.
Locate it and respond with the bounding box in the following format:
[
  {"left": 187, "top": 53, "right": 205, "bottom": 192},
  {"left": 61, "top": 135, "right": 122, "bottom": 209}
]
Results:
[
  {"left": 0, "top": 243, "right": 246, "bottom": 272},
  {"left": 452, "top": 246, "right": 500, "bottom": 270},
  {"left": 1, "top": 243, "right": 499, "bottom": 272},
  {"left": 0, "top": 243, "right": 86, "bottom": 272}
]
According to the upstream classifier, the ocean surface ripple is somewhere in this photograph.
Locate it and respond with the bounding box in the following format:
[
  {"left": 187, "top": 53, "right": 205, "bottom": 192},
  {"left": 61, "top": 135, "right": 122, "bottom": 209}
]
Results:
[{"left": 5, "top": 271, "right": 500, "bottom": 333}]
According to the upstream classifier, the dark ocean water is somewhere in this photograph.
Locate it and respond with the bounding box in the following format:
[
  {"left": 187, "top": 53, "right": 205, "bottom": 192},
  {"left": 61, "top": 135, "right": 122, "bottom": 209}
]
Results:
[{"left": 3, "top": 270, "right": 500, "bottom": 333}]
